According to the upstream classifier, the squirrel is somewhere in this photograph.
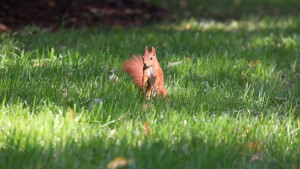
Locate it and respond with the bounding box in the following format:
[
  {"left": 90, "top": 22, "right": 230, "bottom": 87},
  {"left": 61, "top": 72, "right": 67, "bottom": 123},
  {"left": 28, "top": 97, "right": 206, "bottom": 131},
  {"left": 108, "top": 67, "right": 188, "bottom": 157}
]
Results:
[{"left": 123, "top": 46, "right": 167, "bottom": 100}]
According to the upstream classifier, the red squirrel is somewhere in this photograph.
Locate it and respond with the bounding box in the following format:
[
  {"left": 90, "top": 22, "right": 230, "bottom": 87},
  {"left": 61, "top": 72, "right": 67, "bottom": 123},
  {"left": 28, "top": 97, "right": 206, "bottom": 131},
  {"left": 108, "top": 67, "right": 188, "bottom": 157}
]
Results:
[{"left": 123, "top": 46, "right": 167, "bottom": 100}]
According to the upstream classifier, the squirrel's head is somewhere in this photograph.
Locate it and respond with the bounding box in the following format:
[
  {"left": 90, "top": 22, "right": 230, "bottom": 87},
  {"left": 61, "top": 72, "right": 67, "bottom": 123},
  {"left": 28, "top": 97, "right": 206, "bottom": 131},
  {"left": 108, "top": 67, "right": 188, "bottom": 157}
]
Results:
[{"left": 143, "top": 46, "right": 157, "bottom": 68}]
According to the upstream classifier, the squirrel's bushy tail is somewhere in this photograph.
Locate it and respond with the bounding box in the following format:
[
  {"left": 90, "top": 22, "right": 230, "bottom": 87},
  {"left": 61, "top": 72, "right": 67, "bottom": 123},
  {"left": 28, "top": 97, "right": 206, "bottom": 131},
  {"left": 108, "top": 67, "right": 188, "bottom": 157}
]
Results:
[{"left": 123, "top": 55, "right": 143, "bottom": 87}]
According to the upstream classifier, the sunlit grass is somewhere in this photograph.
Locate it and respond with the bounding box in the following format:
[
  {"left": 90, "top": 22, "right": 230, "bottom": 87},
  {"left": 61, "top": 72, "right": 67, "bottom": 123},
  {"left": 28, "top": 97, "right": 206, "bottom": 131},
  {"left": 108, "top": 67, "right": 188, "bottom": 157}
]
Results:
[
  {"left": 0, "top": 16, "right": 299, "bottom": 168},
  {"left": 161, "top": 17, "right": 300, "bottom": 32}
]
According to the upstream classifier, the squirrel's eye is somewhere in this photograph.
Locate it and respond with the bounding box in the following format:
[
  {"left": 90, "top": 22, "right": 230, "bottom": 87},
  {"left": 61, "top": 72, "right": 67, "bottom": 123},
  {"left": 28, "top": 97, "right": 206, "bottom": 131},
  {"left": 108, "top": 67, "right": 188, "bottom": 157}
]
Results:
[{"left": 150, "top": 57, "right": 153, "bottom": 60}]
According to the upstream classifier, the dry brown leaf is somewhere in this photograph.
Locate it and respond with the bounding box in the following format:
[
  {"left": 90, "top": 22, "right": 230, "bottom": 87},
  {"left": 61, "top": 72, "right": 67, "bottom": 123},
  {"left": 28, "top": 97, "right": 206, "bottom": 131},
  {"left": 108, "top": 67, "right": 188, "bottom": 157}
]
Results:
[
  {"left": 142, "top": 104, "right": 148, "bottom": 111},
  {"left": 185, "top": 23, "right": 191, "bottom": 30},
  {"left": 247, "top": 61, "right": 255, "bottom": 68},
  {"left": 107, "top": 156, "right": 133, "bottom": 169},
  {"left": 142, "top": 103, "right": 154, "bottom": 111},
  {"left": 67, "top": 107, "right": 76, "bottom": 122},
  {"left": 33, "top": 62, "right": 46, "bottom": 67},
  {"left": 247, "top": 140, "right": 264, "bottom": 152},
  {"left": 143, "top": 122, "right": 152, "bottom": 136},
  {"left": 0, "top": 23, "right": 10, "bottom": 32},
  {"left": 247, "top": 59, "right": 261, "bottom": 68},
  {"left": 255, "top": 59, "right": 261, "bottom": 63},
  {"left": 245, "top": 126, "right": 252, "bottom": 133}
]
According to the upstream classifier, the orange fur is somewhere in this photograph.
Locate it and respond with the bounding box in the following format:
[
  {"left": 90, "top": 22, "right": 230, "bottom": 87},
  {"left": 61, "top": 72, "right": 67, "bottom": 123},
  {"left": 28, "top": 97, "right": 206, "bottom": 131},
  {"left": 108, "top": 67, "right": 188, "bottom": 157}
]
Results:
[
  {"left": 123, "top": 46, "right": 167, "bottom": 100},
  {"left": 123, "top": 55, "right": 144, "bottom": 87}
]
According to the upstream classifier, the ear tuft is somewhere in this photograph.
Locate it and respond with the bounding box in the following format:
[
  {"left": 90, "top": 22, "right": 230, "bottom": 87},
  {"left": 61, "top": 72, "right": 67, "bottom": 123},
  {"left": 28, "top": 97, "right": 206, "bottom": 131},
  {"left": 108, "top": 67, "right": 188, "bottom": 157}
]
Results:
[
  {"left": 145, "top": 46, "right": 148, "bottom": 53},
  {"left": 151, "top": 46, "right": 156, "bottom": 54}
]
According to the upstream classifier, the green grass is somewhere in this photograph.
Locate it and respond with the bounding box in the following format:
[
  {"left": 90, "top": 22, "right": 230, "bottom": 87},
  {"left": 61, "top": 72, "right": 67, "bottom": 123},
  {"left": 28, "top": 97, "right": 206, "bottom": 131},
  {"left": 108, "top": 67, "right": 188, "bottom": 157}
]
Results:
[{"left": 1, "top": 15, "right": 300, "bottom": 168}]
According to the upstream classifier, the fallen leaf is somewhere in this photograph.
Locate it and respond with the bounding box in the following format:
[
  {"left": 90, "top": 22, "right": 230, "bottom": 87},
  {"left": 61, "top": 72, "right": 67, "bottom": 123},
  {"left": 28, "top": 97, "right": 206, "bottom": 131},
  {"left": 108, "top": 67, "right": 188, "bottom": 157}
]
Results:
[
  {"left": 0, "top": 23, "right": 10, "bottom": 32},
  {"left": 245, "top": 126, "right": 252, "bottom": 134},
  {"left": 275, "top": 97, "right": 285, "bottom": 101},
  {"left": 185, "top": 23, "right": 191, "bottom": 30},
  {"left": 109, "top": 69, "right": 119, "bottom": 83},
  {"left": 167, "top": 61, "right": 182, "bottom": 68},
  {"left": 254, "top": 59, "right": 261, "bottom": 63},
  {"left": 67, "top": 107, "right": 76, "bottom": 122},
  {"left": 109, "top": 129, "right": 117, "bottom": 138},
  {"left": 143, "top": 122, "right": 152, "bottom": 136},
  {"left": 33, "top": 62, "right": 46, "bottom": 67},
  {"left": 142, "top": 103, "right": 154, "bottom": 111},
  {"left": 247, "top": 59, "right": 261, "bottom": 68},
  {"left": 107, "top": 156, "right": 133, "bottom": 169}
]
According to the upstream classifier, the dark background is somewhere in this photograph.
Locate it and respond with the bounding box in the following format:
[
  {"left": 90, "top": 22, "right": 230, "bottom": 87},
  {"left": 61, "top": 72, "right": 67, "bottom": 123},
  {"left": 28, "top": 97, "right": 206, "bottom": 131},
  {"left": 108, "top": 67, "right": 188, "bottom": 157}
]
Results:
[{"left": 1, "top": 0, "right": 300, "bottom": 32}]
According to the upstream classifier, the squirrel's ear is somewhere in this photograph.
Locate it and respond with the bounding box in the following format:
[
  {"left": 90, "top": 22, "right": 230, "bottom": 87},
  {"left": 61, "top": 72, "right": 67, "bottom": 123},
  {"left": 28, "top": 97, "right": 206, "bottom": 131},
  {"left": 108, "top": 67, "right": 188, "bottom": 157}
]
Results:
[
  {"left": 145, "top": 46, "right": 148, "bottom": 53},
  {"left": 151, "top": 46, "right": 156, "bottom": 54}
]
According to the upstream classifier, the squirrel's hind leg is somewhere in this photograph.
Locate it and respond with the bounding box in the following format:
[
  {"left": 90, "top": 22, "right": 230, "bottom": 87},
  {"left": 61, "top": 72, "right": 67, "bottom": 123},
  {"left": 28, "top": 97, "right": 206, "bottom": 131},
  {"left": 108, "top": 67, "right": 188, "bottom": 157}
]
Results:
[{"left": 145, "top": 86, "right": 152, "bottom": 100}]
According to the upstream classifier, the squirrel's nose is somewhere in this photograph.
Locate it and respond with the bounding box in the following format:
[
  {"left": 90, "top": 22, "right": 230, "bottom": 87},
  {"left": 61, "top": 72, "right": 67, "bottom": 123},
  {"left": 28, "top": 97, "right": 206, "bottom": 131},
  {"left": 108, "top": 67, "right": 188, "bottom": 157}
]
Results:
[{"left": 144, "top": 63, "right": 147, "bottom": 67}]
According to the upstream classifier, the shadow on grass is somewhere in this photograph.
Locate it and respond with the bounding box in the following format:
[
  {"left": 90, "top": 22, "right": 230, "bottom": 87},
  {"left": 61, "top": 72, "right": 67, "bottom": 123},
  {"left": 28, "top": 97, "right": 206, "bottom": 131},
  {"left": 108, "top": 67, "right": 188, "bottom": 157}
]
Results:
[{"left": 2, "top": 134, "right": 292, "bottom": 169}]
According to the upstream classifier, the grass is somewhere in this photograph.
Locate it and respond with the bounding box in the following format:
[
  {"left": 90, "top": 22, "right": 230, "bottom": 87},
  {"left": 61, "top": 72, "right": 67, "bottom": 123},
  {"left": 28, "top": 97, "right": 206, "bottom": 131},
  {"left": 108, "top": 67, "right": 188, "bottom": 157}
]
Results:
[{"left": 1, "top": 11, "right": 300, "bottom": 169}]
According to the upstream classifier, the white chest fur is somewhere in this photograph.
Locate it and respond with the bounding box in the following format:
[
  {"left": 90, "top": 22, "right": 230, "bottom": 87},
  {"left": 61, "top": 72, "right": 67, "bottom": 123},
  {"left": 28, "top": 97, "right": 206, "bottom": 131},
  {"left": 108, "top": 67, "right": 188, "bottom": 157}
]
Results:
[
  {"left": 147, "top": 67, "right": 155, "bottom": 79},
  {"left": 147, "top": 67, "right": 155, "bottom": 90}
]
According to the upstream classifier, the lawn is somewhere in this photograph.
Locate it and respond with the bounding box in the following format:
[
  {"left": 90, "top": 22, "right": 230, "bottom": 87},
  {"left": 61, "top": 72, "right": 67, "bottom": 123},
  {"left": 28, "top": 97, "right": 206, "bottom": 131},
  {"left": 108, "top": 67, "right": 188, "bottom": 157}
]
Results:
[{"left": 0, "top": 4, "right": 300, "bottom": 169}]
